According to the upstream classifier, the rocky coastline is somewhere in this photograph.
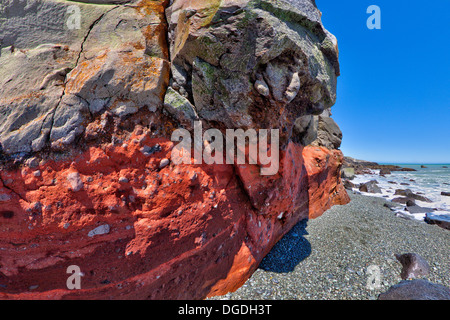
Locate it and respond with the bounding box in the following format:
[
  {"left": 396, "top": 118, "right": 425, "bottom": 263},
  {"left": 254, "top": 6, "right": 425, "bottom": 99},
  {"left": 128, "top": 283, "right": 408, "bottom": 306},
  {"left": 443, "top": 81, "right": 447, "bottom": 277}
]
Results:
[
  {"left": 342, "top": 157, "right": 417, "bottom": 176},
  {"left": 341, "top": 157, "right": 450, "bottom": 231},
  {"left": 2, "top": 0, "right": 446, "bottom": 302}
]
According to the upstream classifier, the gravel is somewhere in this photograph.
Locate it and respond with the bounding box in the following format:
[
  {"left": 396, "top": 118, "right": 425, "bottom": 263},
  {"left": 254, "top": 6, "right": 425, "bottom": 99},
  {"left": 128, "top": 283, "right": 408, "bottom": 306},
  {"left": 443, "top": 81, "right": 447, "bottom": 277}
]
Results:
[{"left": 211, "top": 192, "right": 450, "bottom": 300}]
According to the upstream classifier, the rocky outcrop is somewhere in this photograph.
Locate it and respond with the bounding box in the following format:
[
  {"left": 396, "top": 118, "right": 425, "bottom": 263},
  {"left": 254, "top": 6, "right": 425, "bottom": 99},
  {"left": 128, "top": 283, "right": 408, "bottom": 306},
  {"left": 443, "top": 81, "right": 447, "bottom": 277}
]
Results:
[
  {"left": 165, "top": 0, "right": 339, "bottom": 143},
  {"left": 0, "top": 0, "right": 348, "bottom": 299},
  {"left": 342, "top": 157, "right": 416, "bottom": 175}
]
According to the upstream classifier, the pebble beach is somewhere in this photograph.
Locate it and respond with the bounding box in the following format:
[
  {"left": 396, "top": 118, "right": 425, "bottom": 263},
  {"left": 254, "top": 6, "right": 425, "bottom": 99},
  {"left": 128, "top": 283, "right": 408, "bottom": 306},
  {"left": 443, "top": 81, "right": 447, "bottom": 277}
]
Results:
[{"left": 211, "top": 192, "right": 450, "bottom": 300}]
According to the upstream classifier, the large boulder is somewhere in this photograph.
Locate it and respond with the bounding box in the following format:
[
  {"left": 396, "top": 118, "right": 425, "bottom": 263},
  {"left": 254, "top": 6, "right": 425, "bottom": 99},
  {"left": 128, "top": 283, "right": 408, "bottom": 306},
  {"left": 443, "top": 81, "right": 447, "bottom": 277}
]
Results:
[
  {"left": 395, "top": 253, "right": 430, "bottom": 280},
  {"left": 379, "top": 279, "right": 450, "bottom": 300},
  {"left": 359, "top": 180, "right": 382, "bottom": 194},
  {"left": 294, "top": 110, "right": 343, "bottom": 149}
]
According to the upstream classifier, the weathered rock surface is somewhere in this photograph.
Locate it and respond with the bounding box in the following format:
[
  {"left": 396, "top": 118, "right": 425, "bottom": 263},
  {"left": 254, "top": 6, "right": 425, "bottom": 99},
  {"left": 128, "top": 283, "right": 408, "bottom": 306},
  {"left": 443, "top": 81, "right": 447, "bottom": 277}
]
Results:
[
  {"left": 166, "top": 0, "right": 340, "bottom": 144},
  {"left": 395, "top": 253, "right": 430, "bottom": 280},
  {"left": 0, "top": 0, "right": 170, "bottom": 154},
  {"left": 0, "top": 0, "right": 348, "bottom": 299},
  {"left": 378, "top": 279, "right": 450, "bottom": 300},
  {"left": 293, "top": 110, "right": 342, "bottom": 149}
]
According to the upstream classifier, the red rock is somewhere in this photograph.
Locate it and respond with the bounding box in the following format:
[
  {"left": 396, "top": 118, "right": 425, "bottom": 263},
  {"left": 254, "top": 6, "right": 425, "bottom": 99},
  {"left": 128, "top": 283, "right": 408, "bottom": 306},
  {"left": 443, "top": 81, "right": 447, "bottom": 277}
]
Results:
[{"left": 0, "top": 130, "right": 348, "bottom": 299}]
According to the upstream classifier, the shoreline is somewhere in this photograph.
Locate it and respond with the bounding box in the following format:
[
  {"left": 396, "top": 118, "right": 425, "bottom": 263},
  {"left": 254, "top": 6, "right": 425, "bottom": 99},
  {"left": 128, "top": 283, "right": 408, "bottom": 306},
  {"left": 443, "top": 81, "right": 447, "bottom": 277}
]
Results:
[
  {"left": 342, "top": 159, "right": 450, "bottom": 227},
  {"left": 210, "top": 192, "right": 450, "bottom": 300}
]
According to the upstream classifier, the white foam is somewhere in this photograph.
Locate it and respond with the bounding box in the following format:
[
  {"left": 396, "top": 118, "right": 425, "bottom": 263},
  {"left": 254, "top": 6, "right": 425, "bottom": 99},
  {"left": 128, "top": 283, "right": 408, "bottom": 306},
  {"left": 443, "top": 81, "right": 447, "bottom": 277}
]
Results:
[{"left": 349, "top": 169, "right": 450, "bottom": 222}]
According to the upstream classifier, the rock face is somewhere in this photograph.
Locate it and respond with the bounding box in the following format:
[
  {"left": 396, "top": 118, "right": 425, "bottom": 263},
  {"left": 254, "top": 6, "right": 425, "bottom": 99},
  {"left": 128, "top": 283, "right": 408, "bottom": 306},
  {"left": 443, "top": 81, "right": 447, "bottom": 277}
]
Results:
[
  {"left": 166, "top": 0, "right": 339, "bottom": 144},
  {"left": 0, "top": 0, "right": 348, "bottom": 299}
]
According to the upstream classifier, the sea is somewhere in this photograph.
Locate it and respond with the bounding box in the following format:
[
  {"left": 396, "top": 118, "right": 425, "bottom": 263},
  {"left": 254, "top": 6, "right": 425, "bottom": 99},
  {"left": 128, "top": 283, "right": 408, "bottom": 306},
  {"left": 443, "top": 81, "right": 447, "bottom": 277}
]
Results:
[{"left": 350, "top": 164, "right": 450, "bottom": 222}]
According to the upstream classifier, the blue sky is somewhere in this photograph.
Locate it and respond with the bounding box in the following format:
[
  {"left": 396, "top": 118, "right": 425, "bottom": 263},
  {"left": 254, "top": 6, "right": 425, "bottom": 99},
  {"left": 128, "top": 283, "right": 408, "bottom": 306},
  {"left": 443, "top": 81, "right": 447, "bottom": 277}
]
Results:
[{"left": 316, "top": 0, "right": 450, "bottom": 164}]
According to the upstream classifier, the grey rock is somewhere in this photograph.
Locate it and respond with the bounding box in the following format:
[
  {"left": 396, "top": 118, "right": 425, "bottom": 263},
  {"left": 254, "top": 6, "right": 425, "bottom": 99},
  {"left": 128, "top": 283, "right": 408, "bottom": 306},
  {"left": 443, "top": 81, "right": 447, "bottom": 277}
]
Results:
[
  {"left": 0, "top": 1, "right": 169, "bottom": 155},
  {"left": 0, "top": 1, "right": 115, "bottom": 155},
  {"left": 167, "top": 0, "right": 340, "bottom": 140},
  {"left": 67, "top": 171, "right": 84, "bottom": 192},
  {"left": 441, "top": 192, "right": 450, "bottom": 197},
  {"left": 392, "top": 197, "right": 414, "bottom": 205},
  {"left": 378, "top": 279, "right": 450, "bottom": 300},
  {"left": 88, "top": 224, "right": 111, "bottom": 237},
  {"left": 0, "top": 0, "right": 112, "bottom": 52},
  {"left": 50, "top": 95, "right": 89, "bottom": 150},
  {"left": 359, "top": 180, "right": 382, "bottom": 194},
  {"left": 313, "top": 114, "right": 342, "bottom": 149},
  {"left": 383, "top": 201, "right": 402, "bottom": 210},
  {"left": 394, "top": 189, "right": 432, "bottom": 203},
  {"left": 341, "top": 168, "right": 355, "bottom": 180},
  {"left": 285, "top": 72, "right": 301, "bottom": 103},
  {"left": 395, "top": 253, "right": 430, "bottom": 280},
  {"left": 163, "top": 87, "right": 198, "bottom": 128},
  {"left": 406, "top": 205, "right": 435, "bottom": 214},
  {"left": 0, "top": 193, "right": 12, "bottom": 202},
  {"left": 25, "top": 157, "right": 40, "bottom": 168},
  {"left": 293, "top": 115, "right": 317, "bottom": 146},
  {"left": 159, "top": 158, "right": 170, "bottom": 169},
  {"left": 140, "top": 144, "right": 161, "bottom": 156},
  {"left": 118, "top": 177, "right": 129, "bottom": 184},
  {"left": 343, "top": 179, "right": 356, "bottom": 190},
  {"left": 254, "top": 78, "right": 270, "bottom": 97}
]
